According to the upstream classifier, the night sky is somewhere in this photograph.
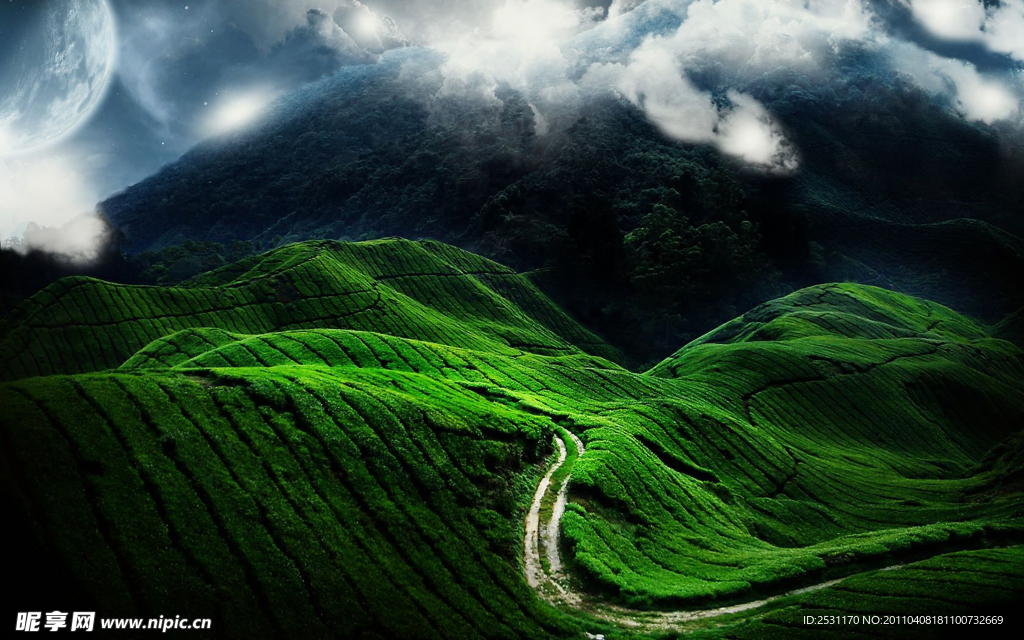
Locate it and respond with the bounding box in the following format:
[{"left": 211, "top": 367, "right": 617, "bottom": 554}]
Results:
[{"left": 0, "top": 1, "right": 620, "bottom": 211}]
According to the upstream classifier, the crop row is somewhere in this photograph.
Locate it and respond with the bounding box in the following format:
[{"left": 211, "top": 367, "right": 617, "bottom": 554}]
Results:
[
  {"left": 0, "top": 241, "right": 620, "bottom": 380},
  {"left": 1, "top": 367, "right": 579, "bottom": 638}
]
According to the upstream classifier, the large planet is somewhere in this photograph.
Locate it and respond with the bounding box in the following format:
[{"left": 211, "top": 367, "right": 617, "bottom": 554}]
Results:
[{"left": 0, "top": 0, "right": 116, "bottom": 156}]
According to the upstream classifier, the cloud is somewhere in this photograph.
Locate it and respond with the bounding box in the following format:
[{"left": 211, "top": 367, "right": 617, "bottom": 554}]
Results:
[
  {"left": 584, "top": 46, "right": 797, "bottom": 171},
  {"left": 588, "top": 46, "right": 714, "bottom": 138},
  {"left": 941, "top": 60, "right": 1020, "bottom": 123},
  {"left": 434, "top": 0, "right": 604, "bottom": 132},
  {"left": 439, "top": 1, "right": 600, "bottom": 93},
  {"left": 618, "top": 0, "right": 878, "bottom": 166},
  {"left": 18, "top": 215, "right": 111, "bottom": 264},
  {"left": 985, "top": 0, "right": 1024, "bottom": 61},
  {"left": 608, "top": 0, "right": 646, "bottom": 19},
  {"left": 905, "top": 0, "right": 989, "bottom": 41},
  {"left": 454, "top": 0, "right": 1020, "bottom": 168},
  {"left": 642, "top": 0, "right": 1020, "bottom": 130},
  {"left": 0, "top": 155, "right": 107, "bottom": 262},
  {"left": 0, "top": 121, "right": 14, "bottom": 150},
  {"left": 904, "top": 0, "right": 1024, "bottom": 61},
  {"left": 364, "top": 0, "right": 564, "bottom": 47},
  {"left": 255, "top": 7, "right": 395, "bottom": 92},
  {"left": 887, "top": 41, "right": 1021, "bottom": 124},
  {"left": 655, "top": 0, "right": 878, "bottom": 74},
  {"left": 573, "top": 0, "right": 882, "bottom": 170},
  {"left": 101, "top": 0, "right": 1022, "bottom": 181},
  {"left": 717, "top": 91, "right": 798, "bottom": 170}
]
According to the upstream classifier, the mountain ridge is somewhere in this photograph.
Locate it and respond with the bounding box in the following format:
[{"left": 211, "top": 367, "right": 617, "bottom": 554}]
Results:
[{"left": 92, "top": 41, "right": 1024, "bottom": 364}]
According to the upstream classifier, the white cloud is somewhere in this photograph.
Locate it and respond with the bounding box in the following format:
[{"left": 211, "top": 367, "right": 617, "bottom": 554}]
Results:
[
  {"left": 662, "top": 0, "right": 878, "bottom": 72},
  {"left": 107, "top": 0, "right": 1023, "bottom": 177},
  {"left": 585, "top": 47, "right": 798, "bottom": 171},
  {"left": 590, "top": 47, "right": 718, "bottom": 142},
  {"left": 0, "top": 154, "right": 106, "bottom": 262},
  {"left": 981, "top": 0, "right": 1024, "bottom": 61},
  {"left": 436, "top": 0, "right": 599, "bottom": 126},
  {"left": 18, "top": 215, "right": 110, "bottom": 264},
  {"left": 334, "top": 1, "right": 408, "bottom": 52},
  {"left": 905, "top": 0, "right": 1024, "bottom": 61},
  {"left": 608, "top": 0, "right": 648, "bottom": 19},
  {"left": 906, "top": 0, "right": 988, "bottom": 41},
  {"left": 943, "top": 63, "right": 1019, "bottom": 124},
  {"left": 717, "top": 91, "right": 798, "bottom": 170},
  {"left": 572, "top": 0, "right": 884, "bottom": 171},
  {"left": 885, "top": 40, "right": 1020, "bottom": 124},
  {"left": 440, "top": 1, "right": 596, "bottom": 86},
  {"left": 434, "top": 0, "right": 859, "bottom": 165},
  {"left": 0, "top": 121, "right": 13, "bottom": 150},
  {"left": 580, "top": 0, "right": 1021, "bottom": 165},
  {"left": 368, "top": 0, "right": 580, "bottom": 48}
]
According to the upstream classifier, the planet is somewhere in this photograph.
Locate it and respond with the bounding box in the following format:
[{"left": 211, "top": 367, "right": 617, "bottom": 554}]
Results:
[{"left": 0, "top": 0, "right": 116, "bottom": 156}]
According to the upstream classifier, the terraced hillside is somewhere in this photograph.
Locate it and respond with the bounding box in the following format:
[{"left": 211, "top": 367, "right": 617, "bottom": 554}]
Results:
[
  {"left": 0, "top": 238, "right": 619, "bottom": 381},
  {"left": 2, "top": 241, "right": 1022, "bottom": 639}
]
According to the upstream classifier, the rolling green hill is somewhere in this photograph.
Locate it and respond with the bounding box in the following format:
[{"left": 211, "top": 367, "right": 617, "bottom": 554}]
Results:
[
  {"left": 2, "top": 241, "right": 1022, "bottom": 639},
  {"left": 994, "top": 307, "right": 1024, "bottom": 350},
  {"left": 0, "top": 238, "right": 619, "bottom": 381}
]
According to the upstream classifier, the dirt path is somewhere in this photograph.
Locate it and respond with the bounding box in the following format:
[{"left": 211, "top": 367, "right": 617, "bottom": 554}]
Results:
[
  {"left": 546, "top": 430, "right": 583, "bottom": 585},
  {"left": 523, "top": 429, "right": 908, "bottom": 633},
  {"left": 524, "top": 433, "right": 569, "bottom": 599}
]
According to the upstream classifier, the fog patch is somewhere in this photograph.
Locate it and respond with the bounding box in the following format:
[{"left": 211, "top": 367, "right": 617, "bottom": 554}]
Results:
[
  {"left": 0, "top": 155, "right": 107, "bottom": 264},
  {"left": 905, "top": 0, "right": 1024, "bottom": 62},
  {"left": 585, "top": 50, "right": 797, "bottom": 172}
]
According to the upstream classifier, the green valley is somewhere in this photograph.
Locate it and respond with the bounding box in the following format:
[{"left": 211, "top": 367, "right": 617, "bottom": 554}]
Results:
[{"left": 2, "top": 240, "right": 1022, "bottom": 639}]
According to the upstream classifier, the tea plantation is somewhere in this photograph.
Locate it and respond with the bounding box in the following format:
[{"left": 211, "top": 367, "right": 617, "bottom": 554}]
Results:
[
  {"left": 1, "top": 240, "right": 1022, "bottom": 639},
  {"left": 0, "top": 238, "right": 619, "bottom": 381}
]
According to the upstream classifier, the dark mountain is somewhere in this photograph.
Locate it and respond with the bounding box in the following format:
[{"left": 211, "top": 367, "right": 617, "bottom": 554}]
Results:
[{"left": 98, "top": 8, "right": 1024, "bottom": 363}]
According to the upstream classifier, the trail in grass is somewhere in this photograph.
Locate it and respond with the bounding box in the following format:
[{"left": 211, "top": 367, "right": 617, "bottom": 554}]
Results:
[
  {"left": 524, "top": 432, "right": 569, "bottom": 600},
  {"left": 523, "top": 429, "right": 913, "bottom": 632}
]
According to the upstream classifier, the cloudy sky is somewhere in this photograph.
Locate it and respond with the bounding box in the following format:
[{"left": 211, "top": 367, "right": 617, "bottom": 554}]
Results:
[{"left": 1, "top": 0, "right": 1023, "bottom": 258}]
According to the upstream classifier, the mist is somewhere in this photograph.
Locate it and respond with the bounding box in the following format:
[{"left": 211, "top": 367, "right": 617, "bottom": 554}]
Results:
[{"left": 0, "top": 155, "right": 109, "bottom": 263}]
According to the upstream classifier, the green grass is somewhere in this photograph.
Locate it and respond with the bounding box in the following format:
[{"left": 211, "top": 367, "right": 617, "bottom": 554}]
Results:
[
  {"left": 2, "top": 240, "right": 1022, "bottom": 638},
  {"left": 0, "top": 238, "right": 620, "bottom": 381},
  {"left": 685, "top": 546, "right": 1024, "bottom": 639},
  {"left": 993, "top": 307, "right": 1024, "bottom": 350}
]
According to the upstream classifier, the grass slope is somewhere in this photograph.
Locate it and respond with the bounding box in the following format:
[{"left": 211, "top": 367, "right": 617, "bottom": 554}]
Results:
[
  {"left": 993, "top": 307, "right": 1024, "bottom": 350},
  {"left": 2, "top": 241, "right": 1022, "bottom": 639},
  {"left": 0, "top": 238, "right": 620, "bottom": 381},
  {"left": 688, "top": 546, "right": 1024, "bottom": 639}
]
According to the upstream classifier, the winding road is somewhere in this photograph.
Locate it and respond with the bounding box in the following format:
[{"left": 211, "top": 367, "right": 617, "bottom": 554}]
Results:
[{"left": 522, "top": 430, "right": 909, "bottom": 632}]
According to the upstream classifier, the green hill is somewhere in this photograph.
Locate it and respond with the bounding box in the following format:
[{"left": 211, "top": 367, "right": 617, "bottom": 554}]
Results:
[
  {"left": 994, "top": 307, "right": 1024, "bottom": 350},
  {"left": 0, "top": 238, "right": 619, "bottom": 381},
  {"left": 2, "top": 241, "right": 1022, "bottom": 638}
]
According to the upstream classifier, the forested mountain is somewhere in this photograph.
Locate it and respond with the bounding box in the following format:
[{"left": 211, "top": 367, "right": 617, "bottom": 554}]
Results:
[{"left": 97, "top": 12, "right": 1024, "bottom": 360}]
